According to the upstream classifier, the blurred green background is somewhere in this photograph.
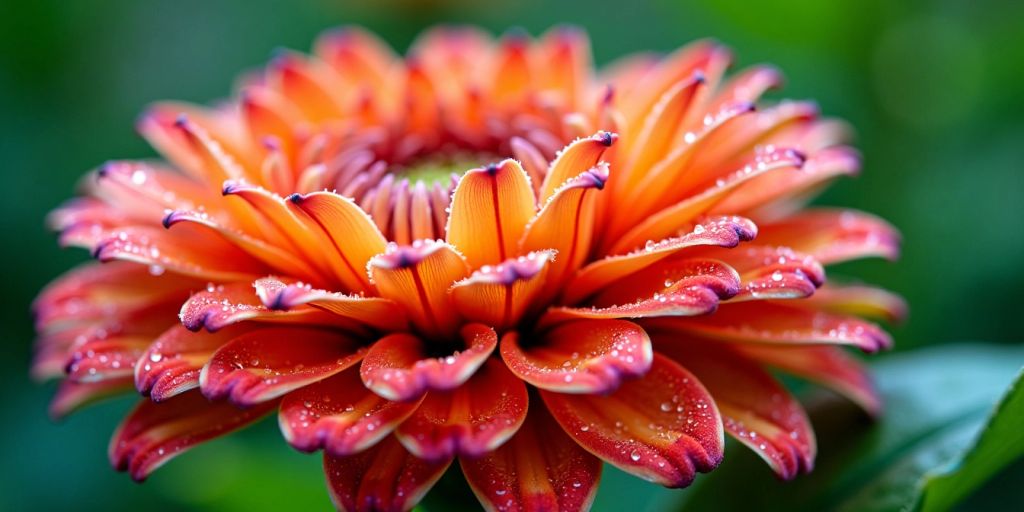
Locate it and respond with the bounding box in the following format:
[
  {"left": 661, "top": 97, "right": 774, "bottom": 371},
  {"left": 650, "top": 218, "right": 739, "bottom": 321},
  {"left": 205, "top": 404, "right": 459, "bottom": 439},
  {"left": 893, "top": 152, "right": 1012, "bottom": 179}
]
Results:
[{"left": 1, "top": 0, "right": 1021, "bottom": 510}]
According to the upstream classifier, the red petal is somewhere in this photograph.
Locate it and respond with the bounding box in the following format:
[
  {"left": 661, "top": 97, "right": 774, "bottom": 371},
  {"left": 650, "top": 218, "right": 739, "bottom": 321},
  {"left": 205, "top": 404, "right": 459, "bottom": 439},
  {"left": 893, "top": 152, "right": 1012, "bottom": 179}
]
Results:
[
  {"left": 279, "top": 367, "right": 421, "bottom": 456},
  {"left": 50, "top": 377, "right": 133, "bottom": 420},
  {"left": 541, "top": 354, "right": 724, "bottom": 488},
  {"left": 704, "top": 246, "right": 825, "bottom": 302},
  {"left": 461, "top": 404, "right": 602, "bottom": 512},
  {"left": 254, "top": 277, "right": 408, "bottom": 332},
  {"left": 733, "top": 343, "right": 881, "bottom": 416},
  {"left": 109, "top": 391, "right": 274, "bottom": 481},
  {"left": 135, "top": 325, "right": 250, "bottom": 402},
  {"left": 645, "top": 302, "right": 892, "bottom": 353},
  {"left": 656, "top": 340, "right": 815, "bottom": 479},
  {"left": 396, "top": 358, "right": 528, "bottom": 461},
  {"left": 200, "top": 327, "right": 365, "bottom": 406},
  {"left": 755, "top": 209, "right": 900, "bottom": 265},
  {"left": 367, "top": 240, "right": 470, "bottom": 339},
  {"left": 449, "top": 251, "right": 554, "bottom": 329},
  {"left": 65, "top": 335, "right": 151, "bottom": 383},
  {"left": 565, "top": 216, "right": 757, "bottom": 305},
  {"left": 446, "top": 159, "right": 537, "bottom": 268},
  {"left": 324, "top": 436, "right": 450, "bottom": 512},
  {"left": 501, "top": 319, "right": 652, "bottom": 394},
  {"left": 179, "top": 282, "right": 360, "bottom": 333},
  {"left": 360, "top": 324, "right": 497, "bottom": 402}
]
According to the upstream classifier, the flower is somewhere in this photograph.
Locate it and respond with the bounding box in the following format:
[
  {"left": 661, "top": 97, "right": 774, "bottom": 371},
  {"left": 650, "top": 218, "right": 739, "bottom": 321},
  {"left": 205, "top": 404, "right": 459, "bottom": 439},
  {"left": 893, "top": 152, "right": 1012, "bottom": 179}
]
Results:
[{"left": 33, "top": 26, "right": 903, "bottom": 510}]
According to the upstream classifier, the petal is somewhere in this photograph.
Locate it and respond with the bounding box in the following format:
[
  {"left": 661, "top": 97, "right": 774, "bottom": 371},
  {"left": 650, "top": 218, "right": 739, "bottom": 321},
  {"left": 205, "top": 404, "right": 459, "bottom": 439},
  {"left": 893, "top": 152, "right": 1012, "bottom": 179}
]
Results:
[
  {"left": 792, "top": 283, "right": 907, "bottom": 323},
  {"left": 109, "top": 391, "right": 274, "bottom": 481},
  {"left": 288, "top": 191, "right": 389, "bottom": 293},
  {"left": 135, "top": 325, "right": 250, "bottom": 402},
  {"left": 199, "top": 326, "right": 365, "bottom": 406},
  {"left": 539, "top": 132, "right": 616, "bottom": 204},
  {"left": 50, "top": 377, "right": 133, "bottom": 420},
  {"left": 279, "top": 367, "right": 421, "bottom": 456},
  {"left": 565, "top": 216, "right": 757, "bottom": 305},
  {"left": 705, "top": 246, "right": 825, "bottom": 302},
  {"left": 643, "top": 302, "right": 892, "bottom": 353},
  {"left": 254, "top": 277, "right": 408, "bottom": 332},
  {"left": 445, "top": 159, "right": 537, "bottom": 268},
  {"left": 367, "top": 240, "right": 470, "bottom": 339},
  {"left": 93, "top": 225, "right": 267, "bottom": 281},
  {"left": 360, "top": 324, "right": 497, "bottom": 402},
  {"left": 501, "top": 319, "right": 652, "bottom": 394},
  {"left": 542, "top": 260, "right": 740, "bottom": 327},
  {"left": 449, "top": 251, "right": 554, "bottom": 329},
  {"left": 395, "top": 358, "right": 528, "bottom": 461},
  {"left": 461, "top": 404, "right": 602, "bottom": 512},
  {"left": 519, "top": 165, "right": 608, "bottom": 298},
  {"left": 324, "top": 436, "right": 450, "bottom": 512},
  {"left": 179, "top": 282, "right": 360, "bottom": 333},
  {"left": 656, "top": 339, "right": 815, "bottom": 479},
  {"left": 541, "top": 354, "right": 724, "bottom": 488},
  {"left": 65, "top": 335, "right": 151, "bottom": 383},
  {"left": 754, "top": 209, "right": 900, "bottom": 265},
  {"left": 732, "top": 343, "right": 881, "bottom": 416}
]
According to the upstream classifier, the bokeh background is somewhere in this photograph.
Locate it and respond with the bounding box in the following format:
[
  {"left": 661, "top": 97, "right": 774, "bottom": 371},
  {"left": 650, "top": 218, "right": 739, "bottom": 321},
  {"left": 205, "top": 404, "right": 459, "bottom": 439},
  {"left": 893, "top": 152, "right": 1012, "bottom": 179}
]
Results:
[{"left": 1, "top": 0, "right": 1021, "bottom": 510}]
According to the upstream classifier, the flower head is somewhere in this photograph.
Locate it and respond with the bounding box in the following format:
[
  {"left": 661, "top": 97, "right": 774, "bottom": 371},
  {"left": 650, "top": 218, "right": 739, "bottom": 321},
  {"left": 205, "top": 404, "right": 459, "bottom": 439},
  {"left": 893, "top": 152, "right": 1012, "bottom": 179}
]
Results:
[{"left": 34, "top": 26, "right": 902, "bottom": 510}]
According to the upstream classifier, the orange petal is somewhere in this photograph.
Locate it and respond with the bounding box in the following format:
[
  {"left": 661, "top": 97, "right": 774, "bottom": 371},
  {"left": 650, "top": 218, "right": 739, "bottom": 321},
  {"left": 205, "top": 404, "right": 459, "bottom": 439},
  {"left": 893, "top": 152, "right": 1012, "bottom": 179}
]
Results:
[
  {"left": 732, "top": 343, "right": 881, "bottom": 416},
  {"left": 395, "top": 358, "right": 528, "bottom": 461},
  {"left": 755, "top": 209, "right": 900, "bottom": 265},
  {"left": 360, "top": 324, "right": 497, "bottom": 402},
  {"left": 520, "top": 165, "right": 609, "bottom": 299},
  {"left": 656, "top": 339, "right": 815, "bottom": 479},
  {"left": 461, "top": 403, "right": 602, "bottom": 512},
  {"left": 446, "top": 159, "right": 537, "bottom": 268},
  {"left": 135, "top": 325, "right": 252, "bottom": 402},
  {"left": 539, "top": 132, "right": 616, "bottom": 204},
  {"left": 368, "top": 240, "right": 469, "bottom": 339},
  {"left": 179, "top": 282, "right": 361, "bottom": 333},
  {"left": 109, "top": 391, "right": 275, "bottom": 481},
  {"left": 449, "top": 251, "right": 554, "bottom": 329},
  {"left": 565, "top": 216, "right": 757, "bottom": 305},
  {"left": 540, "top": 354, "right": 724, "bottom": 488},
  {"left": 643, "top": 302, "right": 892, "bottom": 353},
  {"left": 279, "top": 367, "right": 421, "bottom": 456},
  {"left": 703, "top": 246, "right": 825, "bottom": 302},
  {"left": 254, "top": 277, "right": 408, "bottom": 332},
  {"left": 324, "top": 436, "right": 450, "bottom": 512},
  {"left": 200, "top": 326, "right": 365, "bottom": 406},
  {"left": 288, "top": 191, "right": 388, "bottom": 293},
  {"left": 501, "top": 319, "right": 652, "bottom": 394}
]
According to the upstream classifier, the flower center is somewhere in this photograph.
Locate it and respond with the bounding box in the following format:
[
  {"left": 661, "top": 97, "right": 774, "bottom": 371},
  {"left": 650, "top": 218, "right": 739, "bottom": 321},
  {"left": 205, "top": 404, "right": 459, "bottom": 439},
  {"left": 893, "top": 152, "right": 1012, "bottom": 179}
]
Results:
[{"left": 396, "top": 151, "right": 498, "bottom": 186}]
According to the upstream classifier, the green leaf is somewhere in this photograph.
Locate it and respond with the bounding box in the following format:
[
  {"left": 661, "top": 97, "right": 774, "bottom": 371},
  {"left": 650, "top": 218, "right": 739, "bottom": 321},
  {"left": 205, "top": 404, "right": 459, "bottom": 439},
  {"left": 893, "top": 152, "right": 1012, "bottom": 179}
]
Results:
[
  {"left": 679, "top": 343, "right": 1024, "bottom": 512},
  {"left": 916, "top": 366, "right": 1024, "bottom": 511}
]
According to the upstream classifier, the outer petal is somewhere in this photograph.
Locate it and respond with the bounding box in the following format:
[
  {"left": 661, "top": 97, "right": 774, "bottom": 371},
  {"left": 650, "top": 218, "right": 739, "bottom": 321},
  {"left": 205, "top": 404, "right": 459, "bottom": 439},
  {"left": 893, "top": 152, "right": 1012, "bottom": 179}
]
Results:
[
  {"left": 324, "top": 436, "right": 451, "bottom": 512},
  {"left": 65, "top": 335, "right": 150, "bottom": 383},
  {"left": 461, "top": 404, "right": 602, "bottom": 512},
  {"left": 450, "top": 251, "right": 554, "bottom": 329},
  {"left": 541, "top": 354, "right": 724, "bottom": 488},
  {"left": 109, "top": 391, "right": 274, "bottom": 481},
  {"left": 200, "top": 327, "right": 365, "bottom": 406},
  {"left": 732, "top": 343, "right": 881, "bottom": 416},
  {"left": 564, "top": 216, "right": 757, "bottom": 305},
  {"left": 360, "top": 324, "right": 497, "bottom": 402},
  {"left": 50, "top": 377, "right": 133, "bottom": 420},
  {"left": 446, "top": 159, "right": 537, "bottom": 268},
  {"left": 501, "top": 319, "right": 652, "bottom": 394},
  {"left": 135, "top": 325, "right": 250, "bottom": 402},
  {"left": 254, "top": 277, "right": 408, "bottom": 332},
  {"left": 279, "top": 367, "right": 422, "bottom": 456},
  {"left": 367, "top": 240, "right": 469, "bottom": 339},
  {"left": 704, "top": 246, "right": 825, "bottom": 302},
  {"left": 644, "top": 302, "right": 892, "bottom": 353},
  {"left": 754, "top": 209, "right": 900, "bottom": 264},
  {"left": 656, "top": 339, "right": 815, "bottom": 479},
  {"left": 179, "top": 282, "right": 360, "bottom": 333},
  {"left": 396, "top": 358, "right": 528, "bottom": 461},
  {"left": 791, "top": 282, "right": 907, "bottom": 323}
]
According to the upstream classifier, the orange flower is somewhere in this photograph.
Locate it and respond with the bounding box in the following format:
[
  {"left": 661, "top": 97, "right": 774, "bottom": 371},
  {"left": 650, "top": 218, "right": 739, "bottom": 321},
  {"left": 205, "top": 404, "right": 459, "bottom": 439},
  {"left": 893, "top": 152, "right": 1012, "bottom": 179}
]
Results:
[{"left": 34, "top": 26, "right": 903, "bottom": 510}]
